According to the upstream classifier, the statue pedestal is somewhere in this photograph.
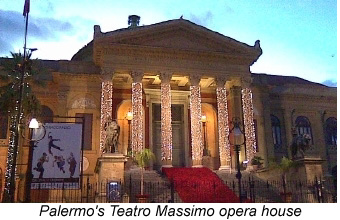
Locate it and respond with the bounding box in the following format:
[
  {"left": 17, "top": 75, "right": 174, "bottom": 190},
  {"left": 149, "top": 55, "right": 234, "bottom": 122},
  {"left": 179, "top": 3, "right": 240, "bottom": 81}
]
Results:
[
  {"left": 292, "top": 157, "right": 325, "bottom": 182},
  {"left": 94, "top": 153, "right": 127, "bottom": 202}
]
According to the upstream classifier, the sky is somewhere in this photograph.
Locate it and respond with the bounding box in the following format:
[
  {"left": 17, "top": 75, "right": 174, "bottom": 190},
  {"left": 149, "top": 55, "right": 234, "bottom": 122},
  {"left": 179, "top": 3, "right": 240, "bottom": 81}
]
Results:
[{"left": 0, "top": 0, "right": 337, "bottom": 87}]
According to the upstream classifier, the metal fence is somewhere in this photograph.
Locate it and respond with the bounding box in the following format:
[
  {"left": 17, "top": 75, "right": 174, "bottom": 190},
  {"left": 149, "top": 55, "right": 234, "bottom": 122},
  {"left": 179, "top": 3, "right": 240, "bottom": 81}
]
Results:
[
  {"left": 27, "top": 176, "right": 336, "bottom": 203},
  {"left": 225, "top": 177, "right": 336, "bottom": 203}
]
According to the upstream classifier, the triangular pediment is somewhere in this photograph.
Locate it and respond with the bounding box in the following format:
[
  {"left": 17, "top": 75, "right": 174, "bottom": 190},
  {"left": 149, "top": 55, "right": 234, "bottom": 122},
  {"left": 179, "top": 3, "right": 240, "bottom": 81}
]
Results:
[
  {"left": 118, "top": 28, "right": 245, "bottom": 54},
  {"left": 95, "top": 19, "right": 261, "bottom": 57}
]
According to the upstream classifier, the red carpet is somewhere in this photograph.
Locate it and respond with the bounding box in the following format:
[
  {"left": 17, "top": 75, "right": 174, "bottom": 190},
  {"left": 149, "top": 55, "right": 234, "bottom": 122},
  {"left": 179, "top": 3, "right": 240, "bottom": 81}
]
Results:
[{"left": 162, "top": 167, "right": 240, "bottom": 203}]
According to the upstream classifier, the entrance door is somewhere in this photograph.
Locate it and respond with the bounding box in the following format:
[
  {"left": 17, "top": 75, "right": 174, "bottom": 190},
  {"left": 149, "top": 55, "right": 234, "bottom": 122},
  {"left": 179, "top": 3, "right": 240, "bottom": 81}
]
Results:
[
  {"left": 171, "top": 104, "right": 185, "bottom": 167},
  {"left": 152, "top": 103, "right": 185, "bottom": 169}
]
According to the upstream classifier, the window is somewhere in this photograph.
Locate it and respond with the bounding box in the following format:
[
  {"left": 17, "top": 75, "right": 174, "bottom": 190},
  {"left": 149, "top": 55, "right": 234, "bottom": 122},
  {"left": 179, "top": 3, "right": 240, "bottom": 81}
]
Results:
[
  {"left": 271, "top": 115, "right": 282, "bottom": 148},
  {"left": 295, "top": 116, "right": 313, "bottom": 143},
  {"left": 0, "top": 114, "right": 8, "bottom": 139},
  {"left": 325, "top": 117, "right": 337, "bottom": 145},
  {"left": 75, "top": 113, "right": 93, "bottom": 150}
]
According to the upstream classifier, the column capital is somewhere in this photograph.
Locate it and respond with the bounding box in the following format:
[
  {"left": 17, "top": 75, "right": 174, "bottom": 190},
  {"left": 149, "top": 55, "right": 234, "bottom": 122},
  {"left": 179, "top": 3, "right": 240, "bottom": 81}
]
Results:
[
  {"left": 159, "top": 71, "right": 173, "bottom": 84},
  {"left": 215, "top": 76, "right": 230, "bottom": 88},
  {"left": 131, "top": 71, "right": 144, "bottom": 83},
  {"left": 240, "top": 77, "right": 252, "bottom": 88},
  {"left": 101, "top": 67, "right": 113, "bottom": 81},
  {"left": 189, "top": 74, "right": 202, "bottom": 86},
  {"left": 229, "top": 85, "right": 242, "bottom": 95}
]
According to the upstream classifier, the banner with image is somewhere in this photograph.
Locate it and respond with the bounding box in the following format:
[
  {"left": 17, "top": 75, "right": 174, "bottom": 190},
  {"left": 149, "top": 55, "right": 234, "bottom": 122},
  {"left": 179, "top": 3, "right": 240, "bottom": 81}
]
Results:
[{"left": 31, "top": 123, "right": 83, "bottom": 189}]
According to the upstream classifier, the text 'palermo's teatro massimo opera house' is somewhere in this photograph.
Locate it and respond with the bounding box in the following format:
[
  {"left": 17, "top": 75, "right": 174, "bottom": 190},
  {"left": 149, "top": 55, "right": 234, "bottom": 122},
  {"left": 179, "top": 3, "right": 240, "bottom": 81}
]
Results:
[{"left": 0, "top": 15, "right": 337, "bottom": 203}]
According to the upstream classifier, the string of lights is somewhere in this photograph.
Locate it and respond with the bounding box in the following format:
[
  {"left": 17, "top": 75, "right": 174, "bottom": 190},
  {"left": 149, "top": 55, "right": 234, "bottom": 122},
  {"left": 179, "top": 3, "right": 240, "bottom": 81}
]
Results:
[
  {"left": 132, "top": 82, "right": 143, "bottom": 154},
  {"left": 3, "top": 115, "right": 18, "bottom": 197},
  {"left": 100, "top": 80, "right": 113, "bottom": 153},
  {"left": 216, "top": 87, "right": 231, "bottom": 167},
  {"left": 241, "top": 88, "right": 257, "bottom": 162},
  {"left": 190, "top": 85, "right": 203, "bottom": 165},
  {"left": 161, "top": 82, "right": 172, "bottom": 161}
]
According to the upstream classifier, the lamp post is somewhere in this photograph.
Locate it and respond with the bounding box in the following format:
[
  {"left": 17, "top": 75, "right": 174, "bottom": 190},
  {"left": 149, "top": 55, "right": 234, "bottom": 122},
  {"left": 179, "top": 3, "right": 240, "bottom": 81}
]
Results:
[
  {"left": 24, "top": 118, "right": 46, "bottom": 203},
  {"left": 229, "top": 117, "right": 245, "bottom": 203},
  {"left": 126, "top": 111, "right": 133, "bottom": 154}
]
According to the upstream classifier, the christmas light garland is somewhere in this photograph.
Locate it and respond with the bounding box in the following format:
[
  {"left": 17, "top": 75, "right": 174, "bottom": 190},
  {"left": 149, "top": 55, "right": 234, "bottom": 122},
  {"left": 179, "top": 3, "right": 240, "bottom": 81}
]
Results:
[
  {"left": 3, "top": 115, "right": 18, "bottom": 197},
  {"left": 161, "top": 82, "right": 172, "bottom": 161},
  {"left": 100, "top": 80, "right": 113, "bottom": 153},
  {"left": 241, "top": 88, "right": 257, "bottom": 162},
  {"left": 190, "top": 85, "right": 203, "bottom": 164},
  {"left": 132, "top": 82, "right": 143, "bottom": 154},
  {"left": 216, "top": 87, "right": 231, "bottom": 167}
]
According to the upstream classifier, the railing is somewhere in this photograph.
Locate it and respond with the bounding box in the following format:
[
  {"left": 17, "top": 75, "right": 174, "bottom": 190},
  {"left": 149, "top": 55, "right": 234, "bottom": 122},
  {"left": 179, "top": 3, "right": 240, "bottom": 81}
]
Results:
[
  {"left": 25, "top": 176, "right": 336, "bottom": 203},
  {"left": 226, "top": 177, "right": 336, "bottom": 203}
]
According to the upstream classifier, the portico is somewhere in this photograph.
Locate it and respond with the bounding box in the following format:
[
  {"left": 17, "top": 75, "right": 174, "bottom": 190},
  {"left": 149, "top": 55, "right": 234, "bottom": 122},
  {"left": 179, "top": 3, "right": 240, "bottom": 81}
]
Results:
[{"left": 94, "top": 18, "right": 261, "bottom": 170}]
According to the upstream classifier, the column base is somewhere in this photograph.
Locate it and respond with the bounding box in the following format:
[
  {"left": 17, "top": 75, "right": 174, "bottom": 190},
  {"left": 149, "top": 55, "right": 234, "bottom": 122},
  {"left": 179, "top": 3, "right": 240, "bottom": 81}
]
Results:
[
  {"left": 161, "top": 160, "right": 173, "bottom": 167},
  {"left": 192, "top": 165, "right": 204, "bottom": 168},
  {"left": 219, "top": 165, "right": 232, "bottom": 172},
  {"left": 192, "top": 159, "right": 203, "bottom": 167}
]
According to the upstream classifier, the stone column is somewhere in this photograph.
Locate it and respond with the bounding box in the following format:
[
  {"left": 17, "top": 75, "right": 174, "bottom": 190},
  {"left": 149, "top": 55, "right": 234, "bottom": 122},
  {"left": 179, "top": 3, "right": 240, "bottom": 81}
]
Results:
[
  {"left": 131, "top": 71, "right": 144, "bottom": 154},
  {"left": 100, "top": 68, "right": 113, "bottom": 153},
  {"left": 216, "top": 77, "right": 231, "bottom": 170},
  {"left": 160, "top": 72, "right": 173, "bottom": 166},
  {"left": 189, "top": 74, "right": 203, "bottom": 166},
  {"left": 241, "top": 87, "right": 257, "bottom": 163},
  {"left": 228, "top": 85, "right": 243, "bottom": 169}
]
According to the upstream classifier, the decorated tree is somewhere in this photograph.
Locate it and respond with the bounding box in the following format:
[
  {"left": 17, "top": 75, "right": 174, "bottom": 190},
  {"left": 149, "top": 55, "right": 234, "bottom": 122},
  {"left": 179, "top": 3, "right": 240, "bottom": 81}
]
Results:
[{"left": 0, "top": 51, "right": 47, "bottom": 202}]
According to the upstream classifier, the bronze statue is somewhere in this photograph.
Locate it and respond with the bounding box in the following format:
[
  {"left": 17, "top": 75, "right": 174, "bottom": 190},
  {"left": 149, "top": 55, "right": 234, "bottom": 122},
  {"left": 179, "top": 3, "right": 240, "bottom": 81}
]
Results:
[
  {"left": 291, "top": 129, "right": 311, "bottom": 159},
  {"left": 103, "top": 118, "right": 120, "bottom": 153}
]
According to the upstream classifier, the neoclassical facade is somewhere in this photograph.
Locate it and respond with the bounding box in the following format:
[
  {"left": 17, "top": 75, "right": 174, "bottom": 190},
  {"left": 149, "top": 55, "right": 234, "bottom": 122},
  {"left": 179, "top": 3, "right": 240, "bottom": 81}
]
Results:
[
  {"left": 92, "top": 18, "right": 262, "bottom": 170},
  {"left": 0, "top": 17, "right": 336, "bottom": 201}
]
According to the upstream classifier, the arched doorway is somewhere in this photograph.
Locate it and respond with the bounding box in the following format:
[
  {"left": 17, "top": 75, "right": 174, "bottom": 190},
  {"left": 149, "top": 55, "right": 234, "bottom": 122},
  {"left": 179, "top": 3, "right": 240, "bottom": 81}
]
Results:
[
  {"left": 116, "top": 100, "right": 132, "bottom": 155},
  {"left": 201, "top": 103, "right": 218, "bottom": 170}
]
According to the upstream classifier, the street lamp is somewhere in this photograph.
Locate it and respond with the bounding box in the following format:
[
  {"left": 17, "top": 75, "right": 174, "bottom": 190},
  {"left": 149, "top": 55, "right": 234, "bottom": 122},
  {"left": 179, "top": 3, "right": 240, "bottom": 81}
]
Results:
[
  {"left": 229, "top": 117, "right": 245, "bottom": 203},
  {"left": 24, "top": 118, "right": 46, "bottom": 202},
  {"left": 126, "top": 111, "right": 133, "bottom": 154}
]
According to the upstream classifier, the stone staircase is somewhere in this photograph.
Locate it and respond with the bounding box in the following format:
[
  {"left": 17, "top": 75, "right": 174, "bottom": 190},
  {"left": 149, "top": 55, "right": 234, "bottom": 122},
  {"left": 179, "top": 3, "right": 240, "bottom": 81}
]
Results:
[
  {"left": 123, "top": 167, "right": 283, "bottom": 203},
  {"left": 124, "top": 167, "right": 182, "bottom": 202}
]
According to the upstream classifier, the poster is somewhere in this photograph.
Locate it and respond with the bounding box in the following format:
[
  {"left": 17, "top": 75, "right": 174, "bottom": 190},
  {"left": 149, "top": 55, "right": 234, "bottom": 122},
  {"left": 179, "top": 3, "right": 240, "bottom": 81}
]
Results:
[{"left": 31, "top": 123, "right": 83, "bottom": 189}]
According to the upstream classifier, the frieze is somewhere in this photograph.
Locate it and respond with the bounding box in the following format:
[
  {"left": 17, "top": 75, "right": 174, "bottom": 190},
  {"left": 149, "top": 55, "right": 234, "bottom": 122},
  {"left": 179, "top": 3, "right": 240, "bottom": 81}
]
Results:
[
  {"left": 104, "top": 53, "right": 248, "bottom": 74},
  {"left": 71, "top": 97, "right": 97, "bottom": 109},
  {"left": 96, "top": 44, "right": 252, "bottom": 69}
]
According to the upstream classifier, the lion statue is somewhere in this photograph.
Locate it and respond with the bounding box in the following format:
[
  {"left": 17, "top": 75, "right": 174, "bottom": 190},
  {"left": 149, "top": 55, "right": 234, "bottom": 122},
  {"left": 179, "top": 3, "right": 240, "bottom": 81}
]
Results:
[
  {"left": 103, "top": 118, "right": 120, "bottom": 153},
  {"left": 291, "top": 132, "right": 311, "bottom": 159}
]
